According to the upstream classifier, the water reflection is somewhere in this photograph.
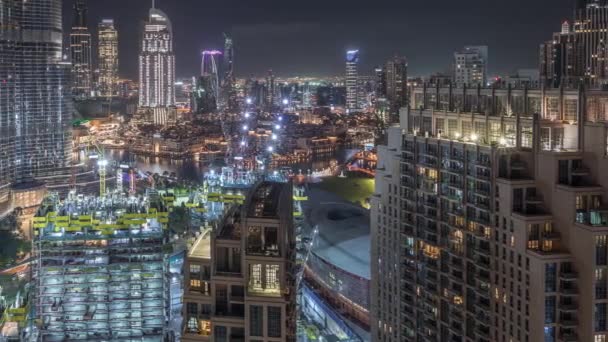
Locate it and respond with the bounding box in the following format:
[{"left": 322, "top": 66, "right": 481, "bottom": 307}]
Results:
[{"left": 83, "top": 149, "right": 355, "bottom": 183}]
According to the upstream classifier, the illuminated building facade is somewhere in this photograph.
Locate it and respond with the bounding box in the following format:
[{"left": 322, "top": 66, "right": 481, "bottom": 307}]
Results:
[
  {"left": 384, "top": 56, "right": 408, "bottom": 118},
  {"left": 98, "top": 19, "right": 119, "bottom": 97},
  {"left": 33, "top": 193, "right": 171, "bottom": 340},
  {"left": 266, "top": 70, "right": 276, "bottom": 112},
  {"left": 222, "top": 33, "right": 238, "bottom": 112},
  {"left": 373, "top": 83, "right": 608, "bottom": 342},
  {"left": 574, "top": 0, "right": 608, "bottom": 85},
  {"left": 0, "top": 0, "right": 72, "bottom": 204},
  {"left": 182, "top": 182, "right": 296, "bottom": 342},
  {"left": 70, "top": 0, "right": 93, "bottom": 98},
  {"left": 346, "top": 50, "right": 360, "bottom": 112},
  {"left": 139, "top": 6, "right": 175, "bottom": 109},
  {"left": 192, "top": 50, "right": 222, "bottom": 114},
  {"left": 453, "top": 45, "right": 488, "bottom": 87},
  {"left": 541, "top": 0, "right": 608, "bottom": 87},
  {"left": 540, "top": 21, "right": 576, "bottom": 88}
]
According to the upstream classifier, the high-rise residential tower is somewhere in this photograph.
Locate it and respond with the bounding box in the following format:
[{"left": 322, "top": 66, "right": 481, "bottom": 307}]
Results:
[
  {"left": 182, "top": 181, "right": 297, "bottom": 341},
  {"left": 70, "top": 0, "right": 93, "bottom": 98},
  {"left": 385, "top": 56, "right": 408, "bottom": 112},
  {"left": 373, "top": 82, "right": 608, "bottom": 342},
  {"left": 98, "top": 19, "right": 119, "bottom": 97},
  {"left": 139, "top": 5, "right": 176, "bottom": 108},
  {"left": 453, "top": 45, "right": 488, "bottom": 87},
  {"left": 540, "top": 21, "right": 576, "bottom": 88},
  {"left": 574, "top": 0, "right": 608, "bottom": 84},
  {"left": 346, "top": 50, "right": 360, "bottom": 112},
  {"left": 0, "top": 0, "right": 72, "bottom": 203}
]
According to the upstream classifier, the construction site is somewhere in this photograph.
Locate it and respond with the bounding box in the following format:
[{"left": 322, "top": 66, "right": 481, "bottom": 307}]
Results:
[{"left": 32, "top": 191, "right": 171, "bottom": 341}]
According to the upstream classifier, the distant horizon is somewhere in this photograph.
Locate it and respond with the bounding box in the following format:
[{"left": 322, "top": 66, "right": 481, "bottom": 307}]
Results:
[{"left": 63, "top": 0, "right": 573, "bottom": 80}]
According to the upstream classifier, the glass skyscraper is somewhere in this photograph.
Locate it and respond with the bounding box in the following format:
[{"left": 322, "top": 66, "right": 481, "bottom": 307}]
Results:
[
  {"left": 98, "top": 19, "right": 119, "bottom": 97},
  {"left": 0, "top": 0, "right": 72, "bottom": 203},
  {"left": 70, "top": 0, "right": 93, "bottom": 98},
  {"left": 139, "top": 7, "right": 175, "bottom": 108}
]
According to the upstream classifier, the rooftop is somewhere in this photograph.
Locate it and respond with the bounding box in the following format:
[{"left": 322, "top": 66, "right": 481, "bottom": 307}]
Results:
[
  {"left": 189, "top": 228, "right": 211, "bottom": 259},
  {"left": 247, "top": 182, "right": 284, "bottom": 218},
  {"left": 305, "top": 187, "right": 370, "bottom": 280}
]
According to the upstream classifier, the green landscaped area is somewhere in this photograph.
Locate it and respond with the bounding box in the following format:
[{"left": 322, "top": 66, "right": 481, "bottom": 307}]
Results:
[{"left": 316, "top": 175, "right": 375, "bottom": 209}]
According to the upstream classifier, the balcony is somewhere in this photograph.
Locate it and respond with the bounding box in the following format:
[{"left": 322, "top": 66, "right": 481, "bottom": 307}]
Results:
[
  {"left": 475, "top": 325, "right": 491, "bottom": 338},
  {"left": 560, "top": 271, "right": 578, "bottom": 280},
  {"left": 559, "top": 332, "right": 578, "bottom": 342},
  {"left": 559, "top": 301, "right": 577, "bottom": 312},
  {"left": 575, "top": 209, "right": 608, "bottom": 227},
  {"left": 560, "top": 317, "right": 578, "bottom": 327},
  {"left": 560, "top": 286, "right": 578, "bottom": 296},
  {"left": 214, "top": 304, "right": 244, "bottom": 318}
]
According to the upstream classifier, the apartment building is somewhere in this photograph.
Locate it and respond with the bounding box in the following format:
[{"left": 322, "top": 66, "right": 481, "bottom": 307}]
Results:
[
  {"left": 182, "top": 181, "right": 296, "bottom": 342},
  {"left": 372, "top": 83, "right": 608, "bottom": 342}
]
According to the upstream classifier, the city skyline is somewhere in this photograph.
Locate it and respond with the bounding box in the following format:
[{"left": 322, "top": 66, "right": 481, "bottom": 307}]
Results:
[{"left": 62, "top": 0, "right": 573, "bottom": 79}]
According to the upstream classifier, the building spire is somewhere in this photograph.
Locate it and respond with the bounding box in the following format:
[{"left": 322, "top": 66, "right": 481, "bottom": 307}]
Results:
[{"left": 152, "top": 0, "right": 155, "bottom": 9}]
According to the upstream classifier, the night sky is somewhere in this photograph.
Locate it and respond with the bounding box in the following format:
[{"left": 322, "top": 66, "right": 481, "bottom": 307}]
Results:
[{"left": 63, "top": 0, "right": 574, "bottom": 79}]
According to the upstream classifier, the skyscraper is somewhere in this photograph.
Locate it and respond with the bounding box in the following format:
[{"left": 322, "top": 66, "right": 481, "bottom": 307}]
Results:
[
  {"left": 540, "top": 21, "right": 576, "bottom": 88},
  {"left": 384, "top": 56, "right": 408, "bottom": 111},
  {"left": 139, "top": 5, "right": 176, "bottom": 108},
  {"left": 574, "top": 0, "right": 608, "bottom": 84},
  {"left": 0, "top": 0, "right": 72, "bottom": 203},
  {"left": 222, "top": 33, "right": 238, "bottom": 112},
  {"left": 70, "top": 0, "right": 93, "bottom": 98},
  {"left": 98, "top": 19, "right": 119, "bottom": 97},
  {"left": 182, "top": 181, "right": 297, "bottom": 341},
  {"left": 223, "top": 33, "right": 234, "bottom": 84},
  {"left": 265, "top": 70, "right": 276, "bottom": 111},
  {"left": 192, "top": 51, "right": 221, "bottom": 114},
  {"left": 453, "top": 45, "right": 488, "bottom": 87},
  {"left": 346, "top": 50, "right": 359, "bottom": 112},
  {"left": 373, "top": 82, "right": 608, "bottom": 341},
  {"left": 201, "top": 50, "right": 221, "bottom": 106}
]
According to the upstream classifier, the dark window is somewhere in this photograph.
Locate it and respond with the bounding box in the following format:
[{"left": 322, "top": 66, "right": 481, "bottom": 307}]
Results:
[{"left": 268, "top": 306, "right": 282, "bottom": 338}]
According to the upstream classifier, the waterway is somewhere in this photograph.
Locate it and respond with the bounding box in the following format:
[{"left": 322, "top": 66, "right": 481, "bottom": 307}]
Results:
[{"left": 93, "top": 149, "right": 358, "bottom": 183}]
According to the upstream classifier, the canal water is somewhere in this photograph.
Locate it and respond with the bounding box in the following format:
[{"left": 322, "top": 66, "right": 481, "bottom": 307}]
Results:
[{"left": 94, "top": 149, "right": 358, "bottom": 183}]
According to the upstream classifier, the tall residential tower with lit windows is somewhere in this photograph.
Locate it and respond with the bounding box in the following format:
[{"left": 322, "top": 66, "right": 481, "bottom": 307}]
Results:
[
  {"left": 373, "top": 83, "right": 608, "bottom": 342},
  {"left": 182, "top": 182, "right": 296, "bottom": 341},
  {"left": 453, "top": 46, "right": 488, "bottom": 87}
]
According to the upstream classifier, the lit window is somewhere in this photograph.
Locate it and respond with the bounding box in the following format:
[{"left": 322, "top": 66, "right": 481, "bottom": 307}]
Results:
[
  {"left": 250, "top": 264, "right": 263, "bottom": 290},
  {"left": 190, "top": 279, "right": 201, "bottom": 289},
  {"left": 266, "top": 265, "right": 280, "bottom": 290}
]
